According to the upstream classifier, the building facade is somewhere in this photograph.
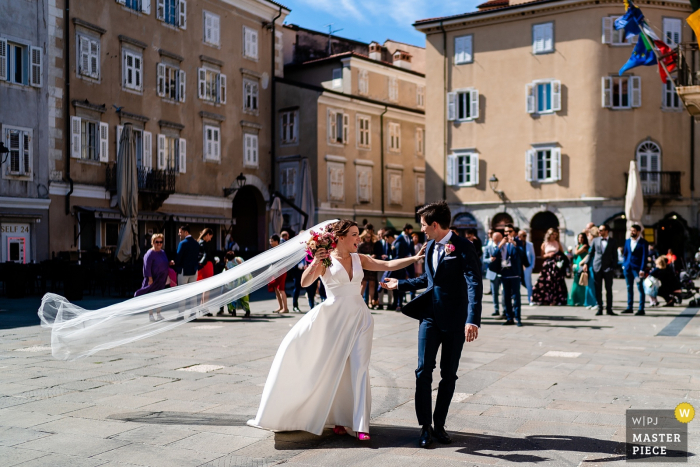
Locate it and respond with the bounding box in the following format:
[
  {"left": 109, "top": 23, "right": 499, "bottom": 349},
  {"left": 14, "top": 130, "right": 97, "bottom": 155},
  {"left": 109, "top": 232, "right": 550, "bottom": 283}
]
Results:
[
  {"left": 0, "top": 0, "right": 51, "bottom": 264},
  {"left": 47, "top": 0, "right": 288, "bottom": 259},
  {"left": 277, "top": 27, "right": 426, "bottom": 232},
  {"left": 416, "top": 0, "right": 699, "bottom": 261}
]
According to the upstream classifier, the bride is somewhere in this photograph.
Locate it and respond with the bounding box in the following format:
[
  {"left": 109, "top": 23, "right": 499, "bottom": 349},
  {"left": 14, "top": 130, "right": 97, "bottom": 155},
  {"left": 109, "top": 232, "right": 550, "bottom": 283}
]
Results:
[{"left": 247, "top": 219, "right": 425, "bottom": 440}]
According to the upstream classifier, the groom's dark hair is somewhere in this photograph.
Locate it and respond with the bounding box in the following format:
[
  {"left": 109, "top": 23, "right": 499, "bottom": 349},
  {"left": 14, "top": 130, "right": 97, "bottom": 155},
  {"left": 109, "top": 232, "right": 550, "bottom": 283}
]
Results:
[{"left": 418, "top": 201, "right": 451, "bottom": 229}]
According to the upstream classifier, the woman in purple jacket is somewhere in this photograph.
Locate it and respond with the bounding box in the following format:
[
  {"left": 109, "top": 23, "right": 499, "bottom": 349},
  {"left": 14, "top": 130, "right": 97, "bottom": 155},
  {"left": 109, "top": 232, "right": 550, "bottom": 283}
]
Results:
[{"left": 135, "top": 233, "right": 171, "bottom": 320}]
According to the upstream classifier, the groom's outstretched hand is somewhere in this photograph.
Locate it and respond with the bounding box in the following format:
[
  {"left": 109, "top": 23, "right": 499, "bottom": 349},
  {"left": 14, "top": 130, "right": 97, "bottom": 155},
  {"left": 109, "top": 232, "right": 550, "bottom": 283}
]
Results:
[
  {"left": 465, "top": 324, "right": 479, "bottom": 342},
  {"left": 381, "top": 278, "right": 399, "bottom": 290}
]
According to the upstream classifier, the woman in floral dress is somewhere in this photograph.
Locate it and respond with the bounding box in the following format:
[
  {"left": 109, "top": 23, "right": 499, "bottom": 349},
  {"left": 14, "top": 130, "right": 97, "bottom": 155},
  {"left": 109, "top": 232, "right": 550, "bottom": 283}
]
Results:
[{"left": 532, "top": 228, "right": 568, "bottom": 306}]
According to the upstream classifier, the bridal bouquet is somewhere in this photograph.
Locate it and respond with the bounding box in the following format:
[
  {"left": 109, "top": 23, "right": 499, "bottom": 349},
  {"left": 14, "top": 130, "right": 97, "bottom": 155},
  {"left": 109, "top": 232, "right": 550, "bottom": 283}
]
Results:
[{"left": 305, "top": 225, "right": 336, "bottom": 268}]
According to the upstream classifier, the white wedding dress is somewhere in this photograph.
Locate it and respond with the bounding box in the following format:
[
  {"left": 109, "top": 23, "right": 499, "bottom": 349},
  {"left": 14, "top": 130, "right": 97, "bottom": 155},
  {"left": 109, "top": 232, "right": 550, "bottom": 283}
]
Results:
[{"left": 247, "top": 253, "right": 374, "bottom": 435}]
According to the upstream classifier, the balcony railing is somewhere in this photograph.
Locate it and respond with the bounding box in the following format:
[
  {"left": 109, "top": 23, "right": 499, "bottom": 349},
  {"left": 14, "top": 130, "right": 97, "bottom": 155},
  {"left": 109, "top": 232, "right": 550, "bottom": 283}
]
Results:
[
  {"left": 625, "top": 171, "right": 681, "bottom": 197},
  {"left": 106, "top": 164, "right": 177, "bottom": 194}
]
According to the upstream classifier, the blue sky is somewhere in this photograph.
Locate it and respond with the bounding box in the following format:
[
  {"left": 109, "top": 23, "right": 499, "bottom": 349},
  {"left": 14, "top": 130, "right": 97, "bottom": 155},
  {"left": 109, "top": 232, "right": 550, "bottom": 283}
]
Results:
[{"left": 283, "top": 0, "right": 482, "bottom": 47}]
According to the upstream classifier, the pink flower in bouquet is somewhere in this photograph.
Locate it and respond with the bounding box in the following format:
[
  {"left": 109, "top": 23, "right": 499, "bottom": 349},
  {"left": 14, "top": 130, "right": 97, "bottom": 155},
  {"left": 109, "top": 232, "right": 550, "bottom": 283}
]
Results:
[
  {"left": 445, "top": 243, "right": 456, "bottom": 255},
  {"left": 305, "top": 229, "right": 337, "bottom": 268}
]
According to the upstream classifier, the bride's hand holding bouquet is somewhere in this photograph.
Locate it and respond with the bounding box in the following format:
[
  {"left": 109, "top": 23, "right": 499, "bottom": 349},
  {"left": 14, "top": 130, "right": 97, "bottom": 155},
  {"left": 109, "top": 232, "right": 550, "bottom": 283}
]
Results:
[{"left": 306, "top": 227, "right": 337, "bottom": 269}]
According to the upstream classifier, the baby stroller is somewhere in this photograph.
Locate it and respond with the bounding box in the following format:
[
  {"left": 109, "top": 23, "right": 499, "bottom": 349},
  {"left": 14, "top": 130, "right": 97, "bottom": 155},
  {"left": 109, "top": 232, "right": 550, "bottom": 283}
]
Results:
[{"left": 679, "top": 271, "right": 700, "bottom": 307}]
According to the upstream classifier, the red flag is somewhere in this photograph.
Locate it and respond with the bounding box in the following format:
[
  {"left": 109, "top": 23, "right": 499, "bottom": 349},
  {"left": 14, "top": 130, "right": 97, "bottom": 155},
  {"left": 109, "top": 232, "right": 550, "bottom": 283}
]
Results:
[{"left": 655, "top": 40, "right": 677, "bottom": 83}]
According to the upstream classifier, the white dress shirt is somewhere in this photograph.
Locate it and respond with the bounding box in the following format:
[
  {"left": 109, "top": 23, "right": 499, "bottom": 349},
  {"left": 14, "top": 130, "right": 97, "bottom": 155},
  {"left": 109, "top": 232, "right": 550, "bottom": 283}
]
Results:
[
  {"left": 630, "top": 237, "right": 638, "bottom": 252},
  {"left": 432, "top": 231, "right": 453, "bottom": 273}
]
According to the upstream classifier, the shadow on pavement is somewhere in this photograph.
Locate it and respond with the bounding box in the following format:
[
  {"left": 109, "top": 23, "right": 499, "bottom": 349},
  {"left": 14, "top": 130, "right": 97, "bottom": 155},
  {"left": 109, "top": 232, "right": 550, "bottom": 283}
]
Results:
[{"left": 108, "top": 411, "right": 253, "bottom": 426}]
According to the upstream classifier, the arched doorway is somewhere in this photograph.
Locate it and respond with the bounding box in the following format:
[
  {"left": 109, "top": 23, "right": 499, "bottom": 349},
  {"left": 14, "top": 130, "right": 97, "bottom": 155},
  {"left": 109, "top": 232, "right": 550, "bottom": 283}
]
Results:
[
  {"left": 656, "top": 213, "right": 687, "bottom": 265},
  {"left": 230, "top": 186, "right": 266, "bottom": 259},
  {"left": 531, "top": 211, "right": 560, "bottom": 272},
  {"left": 491, "top": 212, "right": 514, "bottom": 230},
  {"left": 453, "top": 212, "right": 478, "bottom": 238}
]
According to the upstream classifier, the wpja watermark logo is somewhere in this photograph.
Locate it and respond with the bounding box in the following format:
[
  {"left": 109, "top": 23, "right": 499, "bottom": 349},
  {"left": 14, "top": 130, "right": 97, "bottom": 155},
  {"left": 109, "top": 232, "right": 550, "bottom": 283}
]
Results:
[{"left": 626, "top": 404, "right": 694, "bottom": 462}]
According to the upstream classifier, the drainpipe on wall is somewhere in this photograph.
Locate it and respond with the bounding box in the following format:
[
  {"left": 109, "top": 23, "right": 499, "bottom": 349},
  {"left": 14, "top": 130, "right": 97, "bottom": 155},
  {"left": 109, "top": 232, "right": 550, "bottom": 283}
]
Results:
[
  {"left": 440, "top": 20, "right": 447, "bottom": 201},
  {"left": 269, "top": 7, "right": 282, "bottom": 195},
  {"left": 380, "top": 106, "right": 388, "bottom": 217},
  {"left": 64, "top": 0, "right": 73, "bottom": 215}
]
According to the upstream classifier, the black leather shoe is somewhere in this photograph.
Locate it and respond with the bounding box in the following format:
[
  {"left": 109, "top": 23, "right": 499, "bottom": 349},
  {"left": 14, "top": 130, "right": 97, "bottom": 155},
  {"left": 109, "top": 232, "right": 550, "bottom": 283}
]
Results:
[
  {"left": 635, "top": 310, "right": 645, "bottom": 316},
  {"left": 419, "top": 425, "right": 433, "bottom": 448},
  {"left": 621, "top": 309, "right": 634, "bottom": 314},
  {"left": 433, "top": 426, "right": 452, "bottom": 444},
  {"left": 606, "top": 310, "right": 617, "bottom": 315},
  {"left": 491, "top": 311, "right": 500, "bottom": 316},
  {"left": 595, "top": 310, "right": 603, "bottom": 316},
  {"left": 502, "top": 320, "right": 514, "bottom": 326}
]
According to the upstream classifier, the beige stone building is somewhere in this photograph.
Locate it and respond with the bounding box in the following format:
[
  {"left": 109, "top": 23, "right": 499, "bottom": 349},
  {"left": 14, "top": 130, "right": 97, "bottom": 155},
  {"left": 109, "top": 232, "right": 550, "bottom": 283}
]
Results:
[
  {"left": 416, "top": 0, "right": 700, "bottom": 261},
  {"left": 276, "top": 26, "right": 426, "bottom": 232},
  {"left": 48, "top": 0, "right": 288, "bottom": 258}
]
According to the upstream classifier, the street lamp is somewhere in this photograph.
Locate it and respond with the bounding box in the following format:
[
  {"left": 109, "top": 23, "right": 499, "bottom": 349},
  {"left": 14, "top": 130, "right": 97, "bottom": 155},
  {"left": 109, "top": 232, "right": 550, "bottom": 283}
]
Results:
[
  {"left": 236, "top": 172, "right": 247, "bottom": 188},
  {"left": 223, "top": 173, "right": 247, "bottom": 197},
  {"left": 489, "top": 174, "right": 505, "bottom": 201}
]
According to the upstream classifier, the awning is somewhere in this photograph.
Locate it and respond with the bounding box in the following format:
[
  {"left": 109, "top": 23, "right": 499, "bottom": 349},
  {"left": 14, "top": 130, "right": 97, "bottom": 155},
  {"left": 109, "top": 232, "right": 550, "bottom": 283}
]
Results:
[
  {"left": 164, "top": 212, "right": 229, "bottom": 225},
  {"left": 74, "top": 206, "right": 230, "bottom": 225}
]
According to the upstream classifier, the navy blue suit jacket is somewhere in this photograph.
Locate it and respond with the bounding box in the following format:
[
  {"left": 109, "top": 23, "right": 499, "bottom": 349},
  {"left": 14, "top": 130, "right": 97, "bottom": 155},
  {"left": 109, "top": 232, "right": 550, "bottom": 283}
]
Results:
[
  {"left": 389, "top": 234, "right": 413, "bottom": 279},
  {"left": 175, "top": 236, "right": 200, "bottom": 276},
  {"left": 623, "top": 237, "right": 648, "bottom": 272},
  {"left": 495, "top": 239, "right": 529, "bottom": 278},
  {"left": 397, "top": 234, "right": 483, "bottom": 331}
]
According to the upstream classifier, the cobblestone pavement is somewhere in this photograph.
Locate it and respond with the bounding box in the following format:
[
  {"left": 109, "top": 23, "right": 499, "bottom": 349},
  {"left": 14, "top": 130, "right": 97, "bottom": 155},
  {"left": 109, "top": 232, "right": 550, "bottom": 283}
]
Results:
[{"left": 1, "top": 278, "right": 699, "bottom": 466}]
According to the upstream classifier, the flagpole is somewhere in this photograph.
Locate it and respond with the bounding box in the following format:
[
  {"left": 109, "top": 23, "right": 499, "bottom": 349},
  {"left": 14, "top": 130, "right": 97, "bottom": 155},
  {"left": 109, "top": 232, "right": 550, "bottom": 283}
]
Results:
[{"left": 637, "top": 20, "right": 675, "bottom": 85}]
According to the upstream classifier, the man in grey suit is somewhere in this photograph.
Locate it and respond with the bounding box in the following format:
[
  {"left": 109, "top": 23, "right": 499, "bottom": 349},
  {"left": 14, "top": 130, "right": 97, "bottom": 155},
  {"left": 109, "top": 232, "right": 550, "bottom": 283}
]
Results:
[{"left": 581, "top": 224, "right": 618, "bottom": 316}]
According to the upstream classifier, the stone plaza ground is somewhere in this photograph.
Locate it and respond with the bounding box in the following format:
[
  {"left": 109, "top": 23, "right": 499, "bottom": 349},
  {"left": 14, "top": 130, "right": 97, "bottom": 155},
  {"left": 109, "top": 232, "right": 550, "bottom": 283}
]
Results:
[{"left": 1, "top": 277, "right": 699, "bottom": 466}]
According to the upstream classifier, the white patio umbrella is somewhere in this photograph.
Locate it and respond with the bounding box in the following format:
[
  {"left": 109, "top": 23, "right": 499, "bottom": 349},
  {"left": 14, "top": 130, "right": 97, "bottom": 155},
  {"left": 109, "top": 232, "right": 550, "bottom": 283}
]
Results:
[
  {"left": 269, "top": 196, "right": 283, "bottom": 237},
  {"left": 625, "top": 159, "right": 644, "bottom": 237},
  {"left": 115, "top": 124, "right": 140, "bottom": 262},
  {"left": 298, "top": 158, "right": 315, "bottom": 231}
]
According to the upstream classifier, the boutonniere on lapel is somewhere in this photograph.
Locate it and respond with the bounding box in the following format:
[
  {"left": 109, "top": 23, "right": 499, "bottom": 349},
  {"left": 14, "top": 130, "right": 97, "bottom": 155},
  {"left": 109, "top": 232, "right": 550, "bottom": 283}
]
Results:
[{"left": 444, "top": 242, "right": 456, "bottom": 256}]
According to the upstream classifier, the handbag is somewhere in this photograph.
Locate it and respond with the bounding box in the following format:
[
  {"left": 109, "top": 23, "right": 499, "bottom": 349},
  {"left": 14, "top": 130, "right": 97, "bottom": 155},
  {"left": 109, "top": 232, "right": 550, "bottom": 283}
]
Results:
[{"left": 578, "top": 271, "right": 589, "bottom": 286}]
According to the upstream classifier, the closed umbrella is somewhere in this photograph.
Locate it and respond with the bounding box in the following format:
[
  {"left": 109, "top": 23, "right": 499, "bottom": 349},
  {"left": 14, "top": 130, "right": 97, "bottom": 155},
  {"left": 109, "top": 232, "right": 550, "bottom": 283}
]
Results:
[
  {"left": 298, "top": 158, "right": 315, "bottom": 231},
  {"left": 115, "top": 124, "right": 140, "bottom": 262},
  {"left": 269, "top": 196, "right": 283, "bottom": 236},
  {"left": 625, "top": 159, "right": 644, "bottom": 236}
]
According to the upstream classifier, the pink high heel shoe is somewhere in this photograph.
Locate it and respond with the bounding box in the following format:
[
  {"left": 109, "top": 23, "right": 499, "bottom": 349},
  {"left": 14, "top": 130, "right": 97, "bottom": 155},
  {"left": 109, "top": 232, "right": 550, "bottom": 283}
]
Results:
[
  {"left": 357, "top": 432, "right": 370, "bottom": 441},
  {"left": 333, "top": 425, "right": 347, "bottom": 435}
]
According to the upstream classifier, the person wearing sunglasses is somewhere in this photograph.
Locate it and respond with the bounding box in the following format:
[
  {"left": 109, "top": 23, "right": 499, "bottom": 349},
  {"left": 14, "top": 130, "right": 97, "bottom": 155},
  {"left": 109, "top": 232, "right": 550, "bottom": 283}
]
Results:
[{"left": 135, "top": 233, "right": 171, "bottom": 321}]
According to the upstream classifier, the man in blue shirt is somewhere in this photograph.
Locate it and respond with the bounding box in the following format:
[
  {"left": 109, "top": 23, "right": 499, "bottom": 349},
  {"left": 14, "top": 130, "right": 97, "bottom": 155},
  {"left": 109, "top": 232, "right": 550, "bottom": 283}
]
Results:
[{"left": 622, "top": 224, "right": 648, "bottom": 315}]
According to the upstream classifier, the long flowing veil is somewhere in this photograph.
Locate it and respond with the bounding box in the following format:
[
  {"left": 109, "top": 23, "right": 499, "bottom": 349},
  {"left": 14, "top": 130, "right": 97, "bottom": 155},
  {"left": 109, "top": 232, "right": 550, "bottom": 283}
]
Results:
[{"left": 38, "top": 220, "right": 337, "bottom": 361}]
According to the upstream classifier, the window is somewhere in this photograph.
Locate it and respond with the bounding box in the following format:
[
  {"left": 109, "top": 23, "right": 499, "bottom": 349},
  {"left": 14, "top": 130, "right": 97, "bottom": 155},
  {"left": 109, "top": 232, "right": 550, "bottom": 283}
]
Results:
[
  {"left": 244, "top": 133, "right": 258, "bottom": 168},
  {"left": 203, "top": 11, "right": 220, "bottom": 46},
  {"left": 388, "top": 172, "right": 402, "bottom": 205},
  {"left": 602, "top": 17, "right": 635, "bottom": 45},
  {"left": 357, "top": 115, "right": 370, "bottom": 149},
  {"left": 71, "top": 117, "right": 109, "bottom": 163},
  {"left": 243, "top": 78, "right": 258, "bottom": 112},
  {"left": 78, "top": 35, "right": 100, "bottom": 79},
  {"left": 0, "top": 39, "right": 41, "bottom": 87},
  {"left": 280, "top": 110, "right": 298, "bottom": 144},
  {"left": 526, "top": 146, "right": 561, "bottom": 183},
  {"left": 388, "top": 122, "right": 400, "bottom": 152},
  {"left": 663, "top": 18, "right": 682, "bottom": 48},
  {"left": 280, "top": 164, "right": 298, "bottom": 199},
  {"left": 416, "top": 127, "right": 425, "bottom": 156},
  {"left": 157, "top": 134, "right": 186, "bottom": 172},
  {"left": 663, "top": 80, "right": 681, "bottom": 110},
  {"left": 157, "top": 0, "right": 186, "bottom": 29},
  {"left": 120, "top": 0, "right": 150, "bottom": 14},
  {"left": 3, "top": 126, "right": 32, "bottom": 177},
  {"left": 243, "top": 26, "right": 258, "bottom": 59},
  {"left": 388, "top": 77, "right": 399, "bottom": 102},
  {"left": 447, "top": 89, "right": 479, "bottom": 121},
  {"left": 416, "top": 176, "right": 425, "bottom": 206},
  {"left": 198, "top": 67, "right": 226, "bottom": 103},
  {"left": 454, "top": 35, "right": 473, "bottom": 64},
  {"left": 636, "top": 141, "right": 661, "bottom": 193},
  {"left": 328, "top": 162, "right": 344, "bottom": 201},
  {"left": 447, "top": 151, "right": 478, "bottom": 187},
  {"left": 357, "top": 166, "right": 372, "bottom": 203},
  {"left": 203, "top": 125, "right": 220, "bottom": 161},
  {"left": 526, "top": 80, "right": 561, "bottom": 114},
  {"left": 157, "top": 63, "right": 185, "bottom": 102},
  {"left": 532, "top": 23, "right": 554, "bottom": 54},
  {"left": 123, "top": 49, "right": 143, "bottom": 91},
  {"left": 602, "top": 76, "right": 641, "bottom": 109},
  {"left": 358, "top": 69, "right": 368, "bottom": 95},
  {"left": 328, "top": 110, "right": 349, "bottom": 145},
  {"left": 117, "top": 126, "right": 151, "bottom": 168},
  {"left": 332, "top": 68, "right": 342, "bottom": 89},
  {"left": 417, "top": 85, "right": 425, "bottom": 108}
]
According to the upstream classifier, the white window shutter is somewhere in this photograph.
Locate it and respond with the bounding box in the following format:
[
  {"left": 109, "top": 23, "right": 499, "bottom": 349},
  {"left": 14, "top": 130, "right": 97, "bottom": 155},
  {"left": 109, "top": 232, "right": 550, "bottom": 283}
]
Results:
[
  {"left": 447, "top": 91, "right": 456, "bottom": 121},
  {"left": 525, "top": 149, "right": 534, "bottom": 182},
  {"left": 219, "top": 73, "right": 226, "bottom": 104},
  {"left": 71, "top": 116, "right": 82, "bottom": 159},
  {"left": 179, "top": 138, "right": 186, "bottom": 172},
  {"left": 204, "top": 13, "right": 212, "bottom": 43},
  {"left": 30, "top": 46, "right": 42, "bottom": 87},
  {"left": 212, "top": 15, "right": 220, "bottom": 45},
  {"left": 251, "top": 30, "right": 258, "bottom": 58},
  {"left": 551, "top": 80, "right": 561, "bottom": 111},
  {"left": 178, "top": 70, "right": 186, "bottom": 102},
  {"left": 526, "top": 83, "right": 535, "bottom": 113},
  {"left": 446, "top": 154, "right": 456, "bottom": 186},
  {"left": 631, "top": 76, "right": 642, "bottom": 107},
  {"left": 198, "top": 68, "right": 205, "bottom": 99},
  {"left": 157, "top": 63, "right": 166, "bottom": 97},
  {"left": 0, "top": 38, "right": 7, "bottom": 81},
  {"left": 143, "top": 131, "right": 152, "bottom": 168},
  {"left": 343, "top": 113, "right": 349, "bottom": 143},
  {"left": 99, "top": 122, "right": 109, "bottom": 162},
  {"left": 470, "top": 89, "right": 479, "bottom": 120},
  {"left": 602, "top": 76, "right": 612, "bottom": 108},
  {"left": 179, "top": 0, "right": 187, "bottom": 29},
  {"left": 469, "top": 154, "right": 479, "bottom": 186},
  {"left": 79, "top": 36, "right": 89, "bottom": 76},
  {"left": 602, "top": 17, "right": 613, "bottom": 44},
  {"left": 552, "top": 148, "right": 561, "bottom": 181},
  {"left": 156, "top": 0, "right": 165, "bottom": 20},
  {"left": 157, "top": 134, "right": 166, "bottom": 169},
  {"left": 203, "top": 126, "right": 210, "bottom": 160},
  {"left": 142, "top": 0, "right": 151, "bottom": 14},
  {"left": 89, "top": 39, "right": 99, "bottom": 78},
  {"left": 116, "top": 125, "right": 123, "bottom": 157}
]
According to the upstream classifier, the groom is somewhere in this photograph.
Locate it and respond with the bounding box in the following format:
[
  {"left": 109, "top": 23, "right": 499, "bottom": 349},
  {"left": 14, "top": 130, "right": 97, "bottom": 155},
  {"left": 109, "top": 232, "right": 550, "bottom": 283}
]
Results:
[{"left": 383, "top": 201, "right": 482, "bottom": 448}]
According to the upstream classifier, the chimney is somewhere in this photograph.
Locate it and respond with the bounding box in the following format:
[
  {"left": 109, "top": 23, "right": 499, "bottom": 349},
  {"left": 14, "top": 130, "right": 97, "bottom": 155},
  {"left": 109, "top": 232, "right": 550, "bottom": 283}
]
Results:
[
  {"left": 392, "top": 50, "right": 412, "bottom": 70},
  {"left": 369, "top": 42, "right": 382, "bottom": 61}
]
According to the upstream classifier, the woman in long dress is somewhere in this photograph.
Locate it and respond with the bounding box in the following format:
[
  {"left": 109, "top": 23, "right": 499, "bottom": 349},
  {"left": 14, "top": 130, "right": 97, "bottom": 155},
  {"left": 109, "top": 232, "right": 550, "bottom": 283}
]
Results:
[
  {"left": 532, "top": 228, "right": 568, "bottom": 306},
  {"left": 567, "top": 233, "right": 589, "bottom": 306},
  {"left": 248, "top": 220, "right": 424, "bottom": 440}
]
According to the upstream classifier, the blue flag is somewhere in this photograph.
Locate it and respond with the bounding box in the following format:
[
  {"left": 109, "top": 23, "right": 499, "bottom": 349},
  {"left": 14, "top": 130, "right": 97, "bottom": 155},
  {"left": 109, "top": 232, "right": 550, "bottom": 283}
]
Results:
[
  {"left": 614, "top": 6, "right": 644, "bottom": 40},
  {"left": 619, "top": 35, "right": 656, "bottom": 75}
]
